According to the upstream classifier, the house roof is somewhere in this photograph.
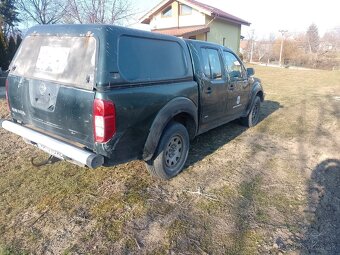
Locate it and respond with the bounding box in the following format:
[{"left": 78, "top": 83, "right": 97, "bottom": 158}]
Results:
[
  {"left": 152, "top": 25, "right": 210, "bottom": 37},
  {"left": 140, "top": 0, "right": 251, "bottom": 26},
  {"left": 186, "top": 0, "right": 250, "bottom": 26}
]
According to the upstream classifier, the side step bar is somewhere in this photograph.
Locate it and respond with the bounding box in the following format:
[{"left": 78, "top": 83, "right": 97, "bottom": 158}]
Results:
[{"left": 0, "top": 119, "right": 104, "bottom": 168}]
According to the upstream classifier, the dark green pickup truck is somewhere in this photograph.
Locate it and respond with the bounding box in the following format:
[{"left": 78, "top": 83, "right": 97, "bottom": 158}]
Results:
[{"left": 1, "top": 24, "right": 264, "bottom": 179}]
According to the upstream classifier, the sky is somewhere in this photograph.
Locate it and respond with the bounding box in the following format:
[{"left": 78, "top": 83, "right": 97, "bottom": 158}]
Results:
[{"left": 131, "top": 0, "right": 340, "bottom": 39}]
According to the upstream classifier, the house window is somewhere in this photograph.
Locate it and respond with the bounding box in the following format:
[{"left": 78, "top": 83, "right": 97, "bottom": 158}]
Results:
[
  {"left": 223, "top": 37, "right": 226, "bottom": 46},
  {"left": 162, "top": 6, "right": 172, "bottom": 17},
  {"left": 180, "top": 4, "right": 192, "bottom": 15}
]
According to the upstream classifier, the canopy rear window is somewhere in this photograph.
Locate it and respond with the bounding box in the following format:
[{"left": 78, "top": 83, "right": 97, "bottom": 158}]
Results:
[{"left": 10, "top": 35, "right": 96, "bottom": 90}]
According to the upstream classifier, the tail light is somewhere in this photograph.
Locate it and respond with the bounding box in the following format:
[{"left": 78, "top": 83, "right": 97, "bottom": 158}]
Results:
[
  {"left": 93, "top": 98, "right": 116, "bottom": 143},
  {"left": 5, "top": 79, "right": 10, "bottom": 111}
]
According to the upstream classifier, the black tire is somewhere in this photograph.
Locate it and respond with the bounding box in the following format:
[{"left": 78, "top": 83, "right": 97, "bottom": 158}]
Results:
[
  {"left": 145, "top": 122, "right": 189, "bottom": 180},
  {"left": 241, "top": 96, "right": 261, "bottom": 127}
]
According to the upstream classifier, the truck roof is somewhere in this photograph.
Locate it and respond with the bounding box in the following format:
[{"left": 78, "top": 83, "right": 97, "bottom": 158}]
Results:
[
  {"left": 25, "top": 24, "right": 185, "bottom": 43},
  {"left": 26, "top": 25, "right": 233, "bottom": 53},
  {"left": 185, "top": 39, "right": 234, "bottom": 52},
  {"left": 23, "top": 24, "right": 193, "bottom": 87}
]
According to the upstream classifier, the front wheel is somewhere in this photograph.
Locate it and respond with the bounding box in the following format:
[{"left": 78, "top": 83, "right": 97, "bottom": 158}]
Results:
[
  {"left": 145, "top": 122, "right": 189, "bottom": 180},
  {"left": 241, "top": 96, "right": 261, "bottom": 127}
]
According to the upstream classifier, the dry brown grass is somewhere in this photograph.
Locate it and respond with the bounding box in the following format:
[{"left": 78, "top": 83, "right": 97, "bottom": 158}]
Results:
[{"left": 0, "top": 66, "right": 339, "bottom": 254}]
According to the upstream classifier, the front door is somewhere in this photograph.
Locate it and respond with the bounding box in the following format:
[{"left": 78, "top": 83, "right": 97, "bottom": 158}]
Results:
[
  {"left": 199, "top": 47, "right": 228, "bottom": 128},
  {"left": 223, "top": 51, "right": 251, "bottom": 116}
]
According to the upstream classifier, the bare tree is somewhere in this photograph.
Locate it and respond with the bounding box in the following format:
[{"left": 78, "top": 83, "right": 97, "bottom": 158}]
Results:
[
  {"left": 322, "top": 27, "right": 340, "bottom": 51},
  {"left": 306, "top": 23, "right": 320, "bottom": 53},
  {"left": 256, "top": 40, "right": 273, "bottom": 63},
  {"left": 66, "top": 0, "right": 134, "bottom": 25},
  {"left": 17, "top": 0, "right": 68, "bottom": 24},
  {"left": 242, "top": 30, "right": 256, "bottom": 62}
]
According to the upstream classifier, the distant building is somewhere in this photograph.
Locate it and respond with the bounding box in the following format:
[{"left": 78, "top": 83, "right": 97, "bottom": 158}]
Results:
[{"left": 140, "top": 0, "right": 250, "bottom": 53}]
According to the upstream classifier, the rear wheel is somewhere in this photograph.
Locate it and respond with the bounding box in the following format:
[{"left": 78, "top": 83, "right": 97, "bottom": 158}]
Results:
[
  {"left": 241, "top": 96, "right": 261, "bottom": 127},
  {"left": 145, "top": 122, "right": 189, "bottom": 180}
]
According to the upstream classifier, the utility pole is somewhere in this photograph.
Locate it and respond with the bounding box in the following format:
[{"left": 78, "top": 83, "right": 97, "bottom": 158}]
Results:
[
  {"left": 250, "top": 39, "right": 254, "bottom": 63},
  {"left": 249, "top": 29, "right": 255, "bottom": 63},
  {"left": 278, "top": 30, "right": 288, "bottom": 66}
]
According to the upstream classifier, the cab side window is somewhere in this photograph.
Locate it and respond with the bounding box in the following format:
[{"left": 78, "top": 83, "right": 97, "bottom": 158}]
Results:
[
  {"left": 201, "top": 48, "right": 222, "bottom": 80},
  {"left": 223, "top": 51, "right": 245, "bottom": 79}
]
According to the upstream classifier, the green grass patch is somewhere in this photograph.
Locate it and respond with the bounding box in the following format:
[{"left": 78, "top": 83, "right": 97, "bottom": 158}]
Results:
[
  {"left": 225, "top": 230, "right": 264, "bottom": 255},
  {"left": 0, "top": 245, "right": 28, "bottom": 255}
]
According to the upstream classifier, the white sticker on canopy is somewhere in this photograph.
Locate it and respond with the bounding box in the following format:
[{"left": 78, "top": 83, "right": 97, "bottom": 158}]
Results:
[{"left": 35, "top": 46, "right": 70, "bottom": 73}]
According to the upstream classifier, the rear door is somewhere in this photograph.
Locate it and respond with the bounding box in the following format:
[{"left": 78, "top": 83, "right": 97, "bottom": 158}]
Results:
[
  {"left": 222, "top": 50, "right": 251, "bottom": 116},
  {"left": 7, "top": 34, "right": 97, "bottom": 148},
  {"left": 199, "top": 47, "right": 228, "bottom": 126}
]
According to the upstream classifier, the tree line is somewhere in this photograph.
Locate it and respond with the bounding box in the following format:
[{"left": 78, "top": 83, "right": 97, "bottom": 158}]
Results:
[
  {"left": 17, "top": 0, "right": 134, "bottom": 25},
  {"left": 242, "top": 24, "right": 340, "bottom": 70},
  {"left": 0, "top": 0, "right": 21, "bottom": 71}
]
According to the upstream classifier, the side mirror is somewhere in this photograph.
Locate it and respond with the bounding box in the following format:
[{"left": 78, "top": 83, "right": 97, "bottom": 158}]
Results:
[{"left": 247, "top": 68, "right": 255, "bottom": 76}]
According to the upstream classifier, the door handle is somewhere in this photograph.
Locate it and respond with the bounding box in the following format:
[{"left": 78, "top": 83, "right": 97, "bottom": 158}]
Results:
[{"left": 205, "top": 87, "right": 212, "bottom": 94}]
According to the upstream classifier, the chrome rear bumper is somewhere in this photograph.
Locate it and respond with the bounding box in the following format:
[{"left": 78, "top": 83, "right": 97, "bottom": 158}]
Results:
[{"left": 0, "top": 119, "right": 104, "bottom": 168}]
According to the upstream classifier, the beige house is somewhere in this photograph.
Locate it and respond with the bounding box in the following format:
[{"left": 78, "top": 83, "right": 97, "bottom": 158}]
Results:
[{"left": 140, "top": 0, "right": 250, "bottom": 53}]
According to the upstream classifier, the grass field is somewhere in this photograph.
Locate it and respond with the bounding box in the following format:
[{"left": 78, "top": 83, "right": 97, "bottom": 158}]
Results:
[{"left": 0, "top": 66, "right": 339, "bottom": 254}]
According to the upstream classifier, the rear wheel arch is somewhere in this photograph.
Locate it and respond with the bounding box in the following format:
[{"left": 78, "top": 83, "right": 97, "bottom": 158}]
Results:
[
  {"left": 142, "top": 97, "right": 198, "bottom": 161},
  {"left": 172, "top": 112, "right": 196, "bottom": 141}
]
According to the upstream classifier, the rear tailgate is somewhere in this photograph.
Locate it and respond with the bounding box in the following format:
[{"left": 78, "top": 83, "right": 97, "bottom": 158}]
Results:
[{"left": 7, "top": 34, "right": 97, "bottom": 148}]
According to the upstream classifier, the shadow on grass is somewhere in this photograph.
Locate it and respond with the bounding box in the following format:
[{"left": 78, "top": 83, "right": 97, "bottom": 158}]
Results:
[
  {"left": 186, "top": 100, "right": 282, "bottom": 166},
  {"left": 302, "top": 159, "right": 340, "bottom": 254}
]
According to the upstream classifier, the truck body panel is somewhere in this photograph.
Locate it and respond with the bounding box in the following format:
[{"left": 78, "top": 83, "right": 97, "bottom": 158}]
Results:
[
  {"left": 94, "top": 81, "right": 198, "bottom": 165},
  {"left": 186, "top": 40, "right": 253, "bottom": 134}
]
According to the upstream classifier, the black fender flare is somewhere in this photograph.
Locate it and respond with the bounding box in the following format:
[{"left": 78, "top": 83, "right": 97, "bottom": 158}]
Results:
[
  {"left": 245, "top": 80, "right": 264, "bottom": 116},
  {"left": 143, "top": 97, "right": 198, "bottom": 161}
]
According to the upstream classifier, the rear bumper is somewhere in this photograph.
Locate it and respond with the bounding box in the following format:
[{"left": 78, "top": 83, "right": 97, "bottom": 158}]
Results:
[{"left": 0, "top": 119, "right": 104, "bottom": 168}]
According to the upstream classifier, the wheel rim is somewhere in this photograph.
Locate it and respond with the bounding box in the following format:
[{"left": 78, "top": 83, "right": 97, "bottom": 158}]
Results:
[
  {"left": 252, "top": 102, "right": 260, "bottom": 124},
  {"left": 165, "top": 134, "right": 183, "bottom": 170}
]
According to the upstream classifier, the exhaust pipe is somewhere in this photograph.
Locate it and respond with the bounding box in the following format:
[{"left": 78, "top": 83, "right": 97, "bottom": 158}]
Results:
[{"left": 1, "top": 120, "right": 104, "bottom": 168}]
